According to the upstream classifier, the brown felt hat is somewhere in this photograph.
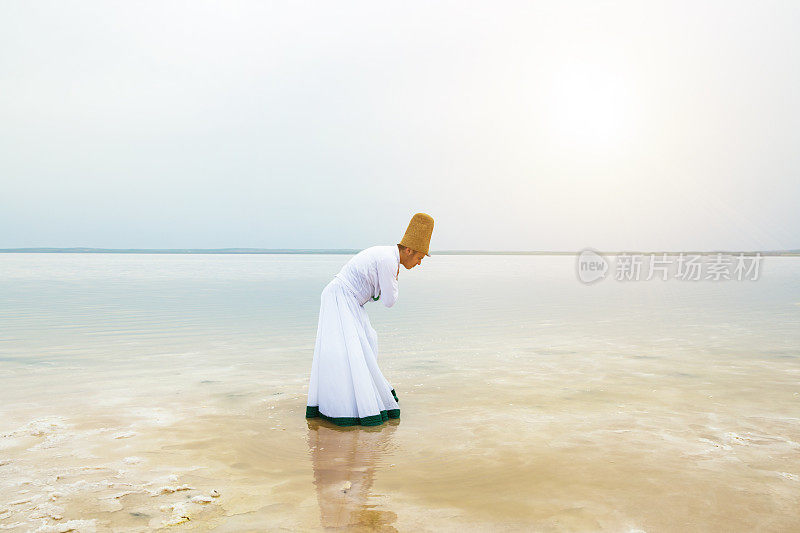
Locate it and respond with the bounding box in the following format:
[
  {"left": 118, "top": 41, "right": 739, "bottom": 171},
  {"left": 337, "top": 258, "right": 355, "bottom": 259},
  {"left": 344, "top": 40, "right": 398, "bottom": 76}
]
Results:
[{"left": 398, "top": 213, "right": 434, "bottom": 256}]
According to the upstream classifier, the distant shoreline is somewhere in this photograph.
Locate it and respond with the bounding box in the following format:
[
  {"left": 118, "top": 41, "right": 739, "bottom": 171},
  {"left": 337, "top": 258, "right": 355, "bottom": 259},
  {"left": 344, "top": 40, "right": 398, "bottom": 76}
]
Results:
[{"left": 1, "top": 248, "right": 798, "bottom": 256}]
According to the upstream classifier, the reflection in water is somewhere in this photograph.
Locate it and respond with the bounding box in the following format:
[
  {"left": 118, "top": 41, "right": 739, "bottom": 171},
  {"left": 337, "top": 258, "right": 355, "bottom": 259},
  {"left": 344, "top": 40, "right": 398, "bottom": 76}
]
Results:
[{"left": 307, "top": 419, "right": 400, "bottom": 531}]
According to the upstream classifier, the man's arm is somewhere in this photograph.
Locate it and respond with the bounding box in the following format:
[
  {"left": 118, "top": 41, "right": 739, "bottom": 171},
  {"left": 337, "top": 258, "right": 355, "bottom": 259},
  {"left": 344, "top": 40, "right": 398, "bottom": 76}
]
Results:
[{"left": 377, "top": 254, "right": 399, "bottom": 308}]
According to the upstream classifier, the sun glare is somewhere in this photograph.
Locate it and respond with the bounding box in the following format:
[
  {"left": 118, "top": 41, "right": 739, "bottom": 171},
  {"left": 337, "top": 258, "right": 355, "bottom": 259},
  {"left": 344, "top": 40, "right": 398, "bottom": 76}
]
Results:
[{"left": 548, "top": 62, "right": 638, "bottom": 154}]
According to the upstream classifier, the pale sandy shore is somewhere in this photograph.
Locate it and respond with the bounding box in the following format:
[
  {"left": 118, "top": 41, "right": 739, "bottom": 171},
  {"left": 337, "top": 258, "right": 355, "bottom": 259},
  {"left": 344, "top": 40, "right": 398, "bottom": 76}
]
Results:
[{"left": 1, "top": 352, "right": 799, "bottom": 532}]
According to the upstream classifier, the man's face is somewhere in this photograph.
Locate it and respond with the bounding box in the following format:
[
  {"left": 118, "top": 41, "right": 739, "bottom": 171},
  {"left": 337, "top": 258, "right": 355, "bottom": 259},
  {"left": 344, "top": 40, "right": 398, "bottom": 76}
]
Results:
[{"left": 400, "top": 248, "right": 425, "bottom": 269}]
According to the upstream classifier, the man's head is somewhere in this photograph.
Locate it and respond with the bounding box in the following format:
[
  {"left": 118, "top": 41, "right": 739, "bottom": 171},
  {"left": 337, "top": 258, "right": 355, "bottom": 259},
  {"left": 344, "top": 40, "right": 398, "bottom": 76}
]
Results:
[
  {"left": 398, "top": 244, "right": 425, "bottom": 269},
  {"left": 398, "top": 213, "right": 434, "bottom": 257}
]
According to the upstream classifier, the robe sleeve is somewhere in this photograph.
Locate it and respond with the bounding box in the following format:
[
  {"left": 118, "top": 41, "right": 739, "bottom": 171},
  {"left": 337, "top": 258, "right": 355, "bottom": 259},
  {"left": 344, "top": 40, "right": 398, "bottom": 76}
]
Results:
[{"left": 377, "top": 254, "right": 399, "bottom": 308}]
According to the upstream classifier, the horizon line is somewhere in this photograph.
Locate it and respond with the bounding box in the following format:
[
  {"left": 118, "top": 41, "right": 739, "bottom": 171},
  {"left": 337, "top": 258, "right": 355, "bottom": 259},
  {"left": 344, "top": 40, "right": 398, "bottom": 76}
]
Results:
[{"left": 1, "top": 247, "right": 798, "bottom": 256}]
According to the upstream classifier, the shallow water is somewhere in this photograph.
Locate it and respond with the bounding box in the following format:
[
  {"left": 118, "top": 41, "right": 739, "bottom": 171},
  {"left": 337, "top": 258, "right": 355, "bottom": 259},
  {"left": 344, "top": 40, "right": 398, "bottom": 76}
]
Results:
[{"left": 1, "top": 253, "right": 798, "bottom": 531}]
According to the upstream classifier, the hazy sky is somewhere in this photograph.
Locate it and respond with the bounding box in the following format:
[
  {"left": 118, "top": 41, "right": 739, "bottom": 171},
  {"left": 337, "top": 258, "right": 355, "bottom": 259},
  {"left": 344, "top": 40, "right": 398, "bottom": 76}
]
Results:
[{"left": 1, "top": 1, "right": 798, "bottom": 251}]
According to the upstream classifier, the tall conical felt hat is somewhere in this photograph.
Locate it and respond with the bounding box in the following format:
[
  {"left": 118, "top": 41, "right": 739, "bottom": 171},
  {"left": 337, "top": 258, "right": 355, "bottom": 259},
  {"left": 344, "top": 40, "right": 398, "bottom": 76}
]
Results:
[{"left": 399, "top": 213, "right": 434, "bottom": 256}]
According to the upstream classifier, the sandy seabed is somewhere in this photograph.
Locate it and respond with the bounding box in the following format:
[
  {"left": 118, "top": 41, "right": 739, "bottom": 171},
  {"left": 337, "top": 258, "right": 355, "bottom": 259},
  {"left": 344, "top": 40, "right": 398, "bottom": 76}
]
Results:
[{"left": 1, "top": 349, "right": 799, "bottom": 532}]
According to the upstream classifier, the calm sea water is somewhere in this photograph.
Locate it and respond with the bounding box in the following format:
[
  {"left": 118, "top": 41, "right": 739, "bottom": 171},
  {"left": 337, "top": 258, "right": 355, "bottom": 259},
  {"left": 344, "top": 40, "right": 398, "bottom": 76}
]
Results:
[{"left": 1, "top": 253, "right": 798, "bottom": 531}]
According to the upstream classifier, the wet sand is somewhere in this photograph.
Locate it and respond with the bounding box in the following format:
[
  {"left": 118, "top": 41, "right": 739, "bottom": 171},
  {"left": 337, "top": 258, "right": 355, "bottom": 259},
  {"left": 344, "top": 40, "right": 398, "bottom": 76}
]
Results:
[{"left": 1, "top": 347, "right": 798, "bottom": 532}]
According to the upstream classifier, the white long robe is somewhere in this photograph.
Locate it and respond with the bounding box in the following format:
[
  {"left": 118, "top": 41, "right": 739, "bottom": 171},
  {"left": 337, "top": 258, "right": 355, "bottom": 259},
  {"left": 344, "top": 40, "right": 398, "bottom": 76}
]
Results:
[{"left": 306, "top": 245, "right": 401, "bottom": 426}]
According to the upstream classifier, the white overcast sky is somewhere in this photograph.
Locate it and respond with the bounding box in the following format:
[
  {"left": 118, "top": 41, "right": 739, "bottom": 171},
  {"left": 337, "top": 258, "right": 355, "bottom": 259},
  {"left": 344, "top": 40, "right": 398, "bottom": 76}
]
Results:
[{"left": 1, "top": 1, "right": 798, "bottom": 251}]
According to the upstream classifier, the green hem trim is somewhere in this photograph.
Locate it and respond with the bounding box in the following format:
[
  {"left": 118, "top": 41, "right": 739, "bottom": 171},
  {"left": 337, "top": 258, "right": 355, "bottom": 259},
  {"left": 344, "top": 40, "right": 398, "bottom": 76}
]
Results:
[
  {"left": 391, "top": 388, "right": 399, "bottom": 402},
  {"left": 306, "top": 405, "right": 400, "bottom": 427}
]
